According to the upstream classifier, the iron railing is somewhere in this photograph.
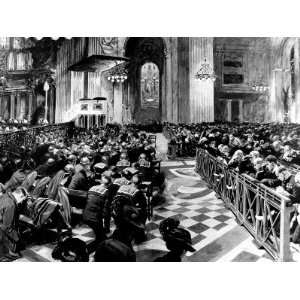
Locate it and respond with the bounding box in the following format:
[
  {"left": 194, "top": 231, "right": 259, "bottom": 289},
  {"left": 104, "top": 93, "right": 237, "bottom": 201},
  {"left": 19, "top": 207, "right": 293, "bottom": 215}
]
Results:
[
  {"left": 0, "top": 122, "right": 74, "bottom": 156},
  {"left": 195, "top": 147, "right": 293, "bottom": 261}
]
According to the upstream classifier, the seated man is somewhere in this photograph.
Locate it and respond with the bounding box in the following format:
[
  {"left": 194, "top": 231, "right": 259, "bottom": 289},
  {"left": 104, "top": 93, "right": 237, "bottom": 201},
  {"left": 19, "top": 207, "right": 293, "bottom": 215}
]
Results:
[
  {"left": 116, "top": 152, "right": 130, "bottom": 171},
  {"left": 256, "top": 155, "right": 281, "bottom": 188},
  {"left": 69, "top": 157, "right": 91, "bottom": 191},
  {"left": 68, "top": 157, "right": 91, "bottom": 208},
  {"left": 138, "top": 153, "right": 151, "bottom": 180},
  {"left": 95, "top": 196, "right": 144, "bottom": 262},
  {"left": 0, "top": 187, "right": 28, "bottom": 261},
  {"left": 83, "top": 171, "right": 113, "bottom": 248},
  {"left": 114, "top": 173, "right": 148, "bottom": 242}
]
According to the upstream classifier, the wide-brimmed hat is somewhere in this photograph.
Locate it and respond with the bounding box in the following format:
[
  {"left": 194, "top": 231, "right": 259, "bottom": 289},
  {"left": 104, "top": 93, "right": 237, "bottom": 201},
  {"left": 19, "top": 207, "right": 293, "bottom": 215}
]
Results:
[
  {"left": 94, "top": 162, "right": 107, "bottom": 173},
  {"left": 94, "top": 239, "right": 135, "bottom": 262},
  {"left": 159, "top": 218, "right": 195, "bottom": 252},
  {"left": 80, "top": 157, "right": 91, "bottom": 166}
]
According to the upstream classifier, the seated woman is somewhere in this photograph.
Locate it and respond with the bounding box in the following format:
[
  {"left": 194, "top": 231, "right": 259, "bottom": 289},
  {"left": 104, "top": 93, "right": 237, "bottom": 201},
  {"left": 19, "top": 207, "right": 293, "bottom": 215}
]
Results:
[
  {"left": 0, "top": 187, "right": 29, "bottom": 261},
  {"left": 227, "top": 150, "right": 244, "bottom": 171},
  {"left": 155, "top": 217, "right": 196, "bottom": 262}
]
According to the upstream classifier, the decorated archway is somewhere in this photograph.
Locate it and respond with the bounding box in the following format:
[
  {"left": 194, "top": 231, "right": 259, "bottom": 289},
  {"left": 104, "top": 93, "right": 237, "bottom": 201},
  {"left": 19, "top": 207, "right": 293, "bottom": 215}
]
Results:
[{"left": 123, "top": 37, "right": 167, "bottom": 124}]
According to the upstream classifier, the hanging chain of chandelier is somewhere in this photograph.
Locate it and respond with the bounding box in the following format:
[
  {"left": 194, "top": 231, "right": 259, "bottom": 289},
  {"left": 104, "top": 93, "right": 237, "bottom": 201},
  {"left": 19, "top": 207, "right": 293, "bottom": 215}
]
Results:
[
  {"left": 195, "top": 58, "right": 216, "bottom": 82},
  {"left": 107, "top": 62, "right": 128, "bottom": 83}
]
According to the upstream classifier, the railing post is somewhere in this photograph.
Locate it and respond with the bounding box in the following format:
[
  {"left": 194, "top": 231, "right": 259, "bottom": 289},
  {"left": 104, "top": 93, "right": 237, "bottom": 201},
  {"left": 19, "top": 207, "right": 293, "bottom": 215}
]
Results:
[{"left": 279, "top": 199, "right": 292, "bottom": 261}]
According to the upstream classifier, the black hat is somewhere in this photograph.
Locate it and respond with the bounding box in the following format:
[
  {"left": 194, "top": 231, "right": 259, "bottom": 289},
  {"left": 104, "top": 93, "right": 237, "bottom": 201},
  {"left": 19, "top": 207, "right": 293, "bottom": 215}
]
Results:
[
  {"left": 94, "top": 239, "right": 136, "bottom": 262},
  {"left": 52, "top": 237, "right": 89, "bottom": 262},
  {"left": 94, "top": 162, "right": 108, "bottom": 173},
  {"left": 159, "top": 218, "right": 195, "bottom": 252}
]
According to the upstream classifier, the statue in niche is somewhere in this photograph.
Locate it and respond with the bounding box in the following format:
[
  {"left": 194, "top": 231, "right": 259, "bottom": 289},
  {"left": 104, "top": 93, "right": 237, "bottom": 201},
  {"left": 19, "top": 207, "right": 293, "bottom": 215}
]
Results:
[{"left": 140, "top": 62, "right": 159, "bottom": 108}]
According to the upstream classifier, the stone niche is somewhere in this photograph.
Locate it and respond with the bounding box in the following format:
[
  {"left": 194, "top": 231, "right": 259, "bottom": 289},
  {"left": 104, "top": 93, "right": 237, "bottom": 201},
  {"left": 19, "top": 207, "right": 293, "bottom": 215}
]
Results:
[{"left": 214, "top": 37, "right": 272, "bottom": 123}]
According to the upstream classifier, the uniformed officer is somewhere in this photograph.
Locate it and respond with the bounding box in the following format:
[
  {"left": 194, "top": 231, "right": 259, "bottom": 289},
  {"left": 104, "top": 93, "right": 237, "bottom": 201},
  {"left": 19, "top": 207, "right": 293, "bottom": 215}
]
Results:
[{"left": 83, "top": 170, "right": 112, "bottom": 246}]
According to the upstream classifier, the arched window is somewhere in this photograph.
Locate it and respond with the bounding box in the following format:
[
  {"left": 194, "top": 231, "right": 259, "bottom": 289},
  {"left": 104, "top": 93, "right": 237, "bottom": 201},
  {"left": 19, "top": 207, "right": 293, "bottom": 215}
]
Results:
[
  {"left": 140, "top": 62, "right": 159, "bottom": 108},
  {"left": 290, "top": 46, "right": 295, "bottom": 101},
  {"left": 0, "top": 37, "right": 9, "bottom": 49}
]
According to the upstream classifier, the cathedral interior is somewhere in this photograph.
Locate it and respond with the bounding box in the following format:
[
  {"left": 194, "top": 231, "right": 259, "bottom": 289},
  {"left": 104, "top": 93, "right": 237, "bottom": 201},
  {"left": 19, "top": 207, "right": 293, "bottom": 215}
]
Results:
[
  {"left": 0, "top": 37, "right": 300, "bottom": 263},
  {"left": 0, "top": 37, "right": 298, "bottom": 127}
]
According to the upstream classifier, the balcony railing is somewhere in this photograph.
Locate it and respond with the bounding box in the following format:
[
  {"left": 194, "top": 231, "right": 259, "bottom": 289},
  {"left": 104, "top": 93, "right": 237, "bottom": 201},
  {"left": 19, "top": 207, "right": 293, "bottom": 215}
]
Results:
[
  {"left": 195, "top": 148, "right": 293, "bottom": 261},
  {"left": 0, "top": 122, "right": 74, "bottom": 156}
]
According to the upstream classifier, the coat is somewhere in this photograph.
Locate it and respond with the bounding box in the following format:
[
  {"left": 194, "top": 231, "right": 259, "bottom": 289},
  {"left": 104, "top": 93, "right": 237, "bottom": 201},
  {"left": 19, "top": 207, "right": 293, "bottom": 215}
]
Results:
[
  {"left": 83, "top": 184, "right": 109, "bottom": 225},
  {"left": 69, "top": 169, "right": 89, "bottom": 191},
  {"left": 0, "top": 192, "right": 19, "bottom": 258}
]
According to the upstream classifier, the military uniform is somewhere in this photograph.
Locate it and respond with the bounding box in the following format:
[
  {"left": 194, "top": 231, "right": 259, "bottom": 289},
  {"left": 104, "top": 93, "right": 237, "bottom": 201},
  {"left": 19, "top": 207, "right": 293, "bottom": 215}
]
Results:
[
  {"left": 115, "top": 184, "right": 147, "bottom": 224},
  {"left": 83, "top": 184, "right": 110, "bottom": 243},
  {"left": 104, "top": 177, "right": 130, "bottom": 231}
]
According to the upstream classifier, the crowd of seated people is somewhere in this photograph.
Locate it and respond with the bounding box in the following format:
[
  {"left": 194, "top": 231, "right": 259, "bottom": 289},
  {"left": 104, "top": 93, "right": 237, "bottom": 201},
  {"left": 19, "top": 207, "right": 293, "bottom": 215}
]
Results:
[
  {"left": 0, "top": 123, "right": 198, "bottom": 262},
  {"left": 0, "top": 119, "right": 30, "bottom": 133},
  {"left": 165, "top": 122, "right": 300, "bottom": 244}
]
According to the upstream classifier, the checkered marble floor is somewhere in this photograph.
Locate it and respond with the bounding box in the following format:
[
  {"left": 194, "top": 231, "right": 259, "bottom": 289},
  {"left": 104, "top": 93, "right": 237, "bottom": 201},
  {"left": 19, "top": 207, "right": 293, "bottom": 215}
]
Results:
[{"left": 16, "top": 159, "right": 275, "bottom": 262}]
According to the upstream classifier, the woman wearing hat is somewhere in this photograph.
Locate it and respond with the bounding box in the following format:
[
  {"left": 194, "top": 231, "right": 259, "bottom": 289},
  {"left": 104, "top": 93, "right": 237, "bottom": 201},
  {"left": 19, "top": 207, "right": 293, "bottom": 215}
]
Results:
[{"left": 155, "top": 217, "right": 196, "bottom": 262}]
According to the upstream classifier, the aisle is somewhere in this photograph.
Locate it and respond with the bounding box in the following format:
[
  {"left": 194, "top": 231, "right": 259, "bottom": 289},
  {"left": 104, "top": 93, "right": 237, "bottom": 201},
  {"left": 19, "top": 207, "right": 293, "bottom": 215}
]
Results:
[
  {"left": 135, "top": 160, "right": 273, "bottom": 262},
  {"left": 15, "top": 133, "right": 275, "bottom": 262}
]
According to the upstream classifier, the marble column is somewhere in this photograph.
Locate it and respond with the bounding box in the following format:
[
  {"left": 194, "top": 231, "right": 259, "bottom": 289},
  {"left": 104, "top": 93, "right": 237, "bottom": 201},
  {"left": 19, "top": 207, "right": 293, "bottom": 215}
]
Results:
[
  {"left": 171, "top": 38, "right": 178, "bottom": 123},
  {"left": 0, "top": 95, "right": 2, "bottom": 119},
  {"left": 10, "top": 93, "right": 15, "bottom": 119},
  {"left": 294, "top": 38, "right": 300, "bottom": 123},
  {"left": 28, "top": 93, "right": 33, "bottom": 122},
  {"left": 272, "top": 69, "right": 284, "bottom": 122},
  {"left": 165, "top": 38, "right": 173, "bottom": 122},
  {"left": 16, "top": 93, "right": 21, "bottom": 120},
  {"left": 189, "top": 37, "right": 214, "bottom": 123},
  {"left": 227, "top": 100, "right": 232, "bottom": 122},
  {"left": 113, "top": 83, "right": 123, "bottom": 124},
  {"left": 49, "top": 88, "right": 55, "bottom": 124},
  {"left": 239, "top": 100, "right": 244, "bottom": 122}
]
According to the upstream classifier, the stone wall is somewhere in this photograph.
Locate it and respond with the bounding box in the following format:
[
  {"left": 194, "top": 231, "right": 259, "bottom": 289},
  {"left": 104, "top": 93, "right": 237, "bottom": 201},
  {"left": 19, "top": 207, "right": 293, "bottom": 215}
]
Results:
[{"left": 214, "top": 37, "right": 272, "bottom": 123}]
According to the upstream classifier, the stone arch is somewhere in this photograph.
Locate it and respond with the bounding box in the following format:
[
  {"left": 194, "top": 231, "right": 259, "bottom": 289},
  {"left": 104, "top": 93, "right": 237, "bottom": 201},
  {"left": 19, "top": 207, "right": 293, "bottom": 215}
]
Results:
[
  {"left": 122, "top": 37, "right": 169, "bottom": 124},
  {"left": 276, "top": 37, "right": 296, "bottom": 70}
]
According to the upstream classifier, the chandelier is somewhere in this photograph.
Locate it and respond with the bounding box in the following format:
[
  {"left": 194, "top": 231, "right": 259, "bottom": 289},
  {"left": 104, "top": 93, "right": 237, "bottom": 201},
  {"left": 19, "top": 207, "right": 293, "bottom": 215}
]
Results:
[
  {"left": 107, "top": 62, "right": 128, "bottom": 83},
  {"left": 195, "top": 58, "right": 216, "bottom": 82}
]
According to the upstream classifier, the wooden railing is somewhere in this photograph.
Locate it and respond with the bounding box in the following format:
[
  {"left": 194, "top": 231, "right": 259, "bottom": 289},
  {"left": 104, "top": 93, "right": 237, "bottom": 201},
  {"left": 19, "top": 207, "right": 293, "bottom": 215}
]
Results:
[
  {"left": 195, "top": 148, "right": 293, "bottom": 261},
  {"left": 0, "top": 122, "right": 74, "bottom": 156}
]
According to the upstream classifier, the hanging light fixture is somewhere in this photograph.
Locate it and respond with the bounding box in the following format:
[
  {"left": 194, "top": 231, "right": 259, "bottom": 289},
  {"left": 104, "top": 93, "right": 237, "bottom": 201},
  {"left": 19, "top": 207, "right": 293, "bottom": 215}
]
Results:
[
  {"left": 107, "top": 62, "right": 128, "bottom": 83},
  {"left": 195, "top": 58, "right": 216, "bottom": 82}
]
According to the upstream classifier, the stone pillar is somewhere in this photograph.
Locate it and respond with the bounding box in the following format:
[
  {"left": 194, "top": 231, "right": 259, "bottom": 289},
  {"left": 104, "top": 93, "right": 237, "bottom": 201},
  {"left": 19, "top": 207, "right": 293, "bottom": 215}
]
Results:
[
  {"left": 28, "top": 93, "right": 33, "bottom": 122},
  {"left": 171, "top": 38, "right": 178, "bottom": 123},
  {"left": 10, "top": 93, "right": 15, "bottom": 119},
  {"left": 294, "top": 38, "right": 300, "bottom": 123},
  {"left": 16, "top": 93, "right": 21, "bottom": 120},
  {"left": 274, "top": 69, "right": 284, "bottom": 122},
  {"left": 165, "top": 38, "right": 173, "bottom": 122},
  {"left": 239, "top": 99, "right": 244, "bottom": 122},
  {"left": 113, "top": 83, "right": 123, "bottom": 124},
  {"left": 227, "top": 100, "right": 232, "bottom": 122},
  {"left": 49, "top": 87, "right": 55, "bottom": 124},
  {"left": 189, "top": 37, "right": 214, "bottom": 123},
  {"left": 0, "top": 95, "right": 2, "bottom": 119}
]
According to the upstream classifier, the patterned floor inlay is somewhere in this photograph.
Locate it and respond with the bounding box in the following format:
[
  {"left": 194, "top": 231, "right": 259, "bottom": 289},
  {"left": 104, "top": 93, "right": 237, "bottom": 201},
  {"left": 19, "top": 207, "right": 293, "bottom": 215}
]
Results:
[{"left": 15, "top": 159, "right": 277, "bottom": 262}]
